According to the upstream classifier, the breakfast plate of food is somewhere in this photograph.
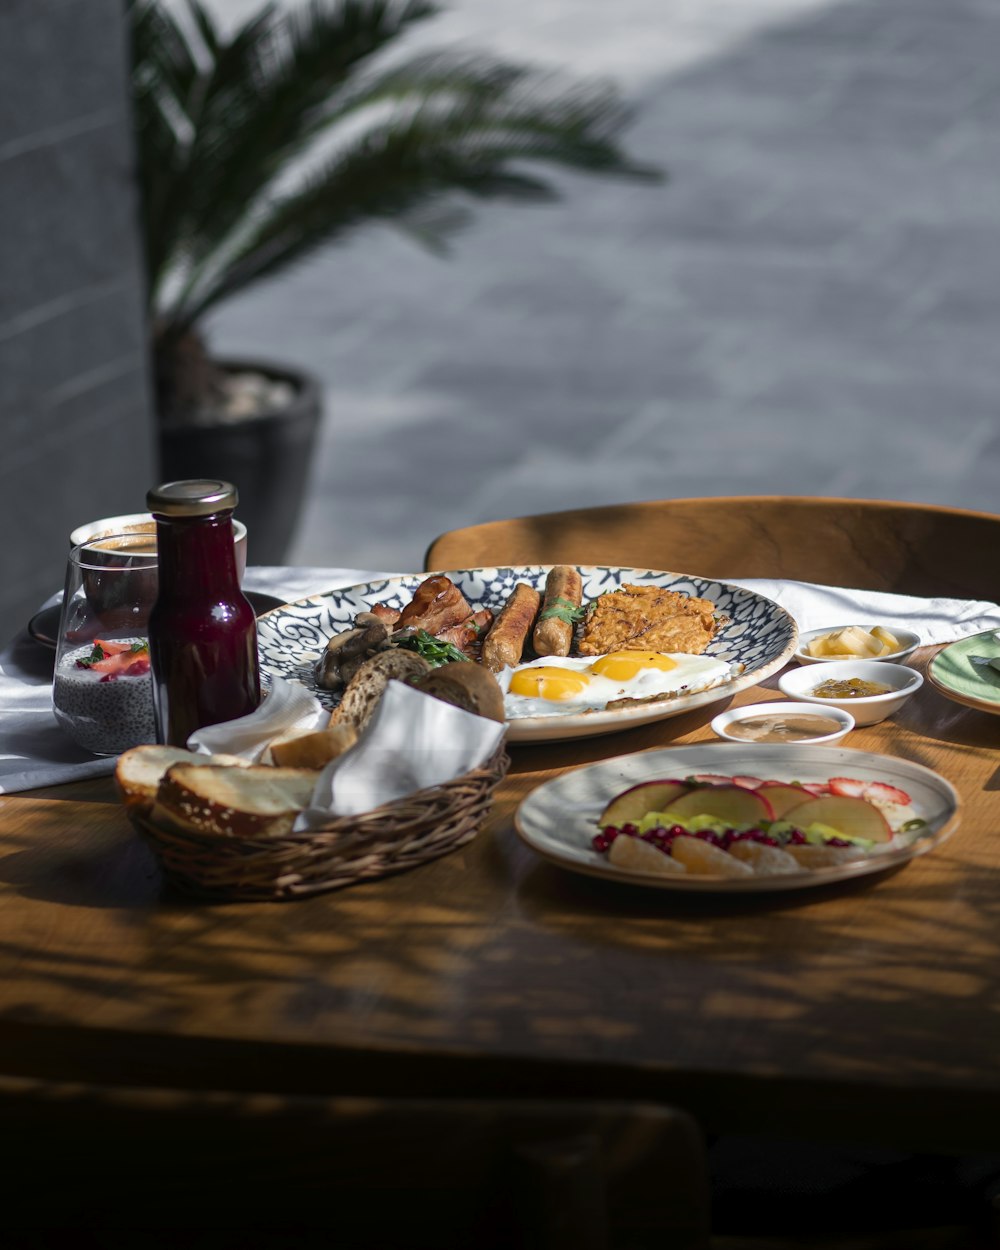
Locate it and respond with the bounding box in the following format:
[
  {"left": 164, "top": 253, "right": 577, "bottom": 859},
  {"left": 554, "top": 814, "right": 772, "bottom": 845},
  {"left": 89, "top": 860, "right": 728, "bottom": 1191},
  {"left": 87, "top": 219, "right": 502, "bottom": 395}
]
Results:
[
  {"left": 256, "top": 565, "right": 798, "bottom": 743},
  {"left": 927, "top": 629, "right": 1000, "bottom": 716},
  {"left": 514, "top": 743, "right": 960, "bottom": 891}
]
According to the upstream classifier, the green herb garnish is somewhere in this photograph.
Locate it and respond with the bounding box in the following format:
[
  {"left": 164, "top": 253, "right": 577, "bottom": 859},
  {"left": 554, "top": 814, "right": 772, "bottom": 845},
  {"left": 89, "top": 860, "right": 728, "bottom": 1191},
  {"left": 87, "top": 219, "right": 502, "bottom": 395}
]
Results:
[
  {"left": 539, "top": 597, "right": 586, "bottom": 625},
  {"left": 75, "top": 642, "right": 107, "bottom": 669},
  {"left": 395, "top": 629, "right": 471, "bottom": 667}
]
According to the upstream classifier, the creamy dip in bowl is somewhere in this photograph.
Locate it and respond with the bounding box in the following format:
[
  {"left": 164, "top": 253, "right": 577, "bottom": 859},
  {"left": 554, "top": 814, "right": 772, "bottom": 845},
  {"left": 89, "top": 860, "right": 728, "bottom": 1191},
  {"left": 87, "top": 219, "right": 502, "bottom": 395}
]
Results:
[{"left": 712, "top": 700, "right": 854, "bottom": 745}]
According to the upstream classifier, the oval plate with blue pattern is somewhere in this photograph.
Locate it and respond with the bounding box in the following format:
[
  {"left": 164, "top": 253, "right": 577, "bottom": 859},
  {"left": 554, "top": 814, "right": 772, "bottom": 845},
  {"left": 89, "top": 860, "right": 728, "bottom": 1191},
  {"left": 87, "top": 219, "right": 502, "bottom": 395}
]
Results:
[{"left": 256, "top": 566, "right": 798, "bottom": 743}]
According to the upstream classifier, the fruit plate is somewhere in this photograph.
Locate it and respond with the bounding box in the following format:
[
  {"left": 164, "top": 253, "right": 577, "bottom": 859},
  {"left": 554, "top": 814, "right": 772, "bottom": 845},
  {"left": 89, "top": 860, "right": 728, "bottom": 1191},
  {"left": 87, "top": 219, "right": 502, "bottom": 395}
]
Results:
[
  {"left": 514, "top": 743, "right": 960, "bottom": 892},
  {"left": 927, "top": 630, "right": 1000, "bottom": 716},
  {"left": 255, "top": 566, "right": 798, "bottom": 744}
]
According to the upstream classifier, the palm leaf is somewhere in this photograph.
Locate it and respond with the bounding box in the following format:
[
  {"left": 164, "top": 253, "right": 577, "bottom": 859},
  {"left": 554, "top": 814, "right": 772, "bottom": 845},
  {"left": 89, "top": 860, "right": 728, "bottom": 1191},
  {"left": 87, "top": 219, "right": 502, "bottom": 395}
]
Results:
[
  {"left": 131, "top": 0, "right": 664, "bottom": 342},
  {"left": 166, "top": 84, "right": 659, "bottom": 330},
  {"left": 146, "top": 0, "right": 439, "bottom": 303},
  {"left": 129, "top": 0, "right": 204, "bottom": 289}
]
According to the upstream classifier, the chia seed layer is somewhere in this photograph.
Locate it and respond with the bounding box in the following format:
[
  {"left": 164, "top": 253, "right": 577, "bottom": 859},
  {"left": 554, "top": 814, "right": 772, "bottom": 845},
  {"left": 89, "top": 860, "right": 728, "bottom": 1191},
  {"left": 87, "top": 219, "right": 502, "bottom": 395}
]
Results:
[{"left": 53, "top": 640, "right": 156, "bottom": 755}]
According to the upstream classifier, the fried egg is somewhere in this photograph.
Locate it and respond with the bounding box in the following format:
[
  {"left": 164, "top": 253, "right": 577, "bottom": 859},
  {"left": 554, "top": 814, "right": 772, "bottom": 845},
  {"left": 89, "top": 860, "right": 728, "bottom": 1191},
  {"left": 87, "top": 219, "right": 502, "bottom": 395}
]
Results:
[{"left": 497, "top": 650, "right": 735, "bottom": 719}]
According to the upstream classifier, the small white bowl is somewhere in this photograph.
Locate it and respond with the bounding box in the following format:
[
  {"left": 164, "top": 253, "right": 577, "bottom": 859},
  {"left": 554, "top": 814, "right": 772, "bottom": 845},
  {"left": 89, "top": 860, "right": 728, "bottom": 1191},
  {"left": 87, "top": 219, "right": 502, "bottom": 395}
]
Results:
[
  {"left": 711, "top": 701, "right": 854, "bottom": 745},
  {"left": 778, "top": 660, "right": 923, "bottom": 726},
  {"left": 794, "top": 624, "right": 920, "bottom": 666}
]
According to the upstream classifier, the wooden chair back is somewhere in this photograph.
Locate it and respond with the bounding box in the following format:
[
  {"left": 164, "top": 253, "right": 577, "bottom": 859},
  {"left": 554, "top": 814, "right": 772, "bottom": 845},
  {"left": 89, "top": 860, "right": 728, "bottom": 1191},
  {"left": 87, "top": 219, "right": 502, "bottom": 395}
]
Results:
[
  {"left": 1, "top": 1077, "right": 710, "bottom": 1249},
  {"left": 425, "top": 496, "right": 1000, "bottom": 599}
]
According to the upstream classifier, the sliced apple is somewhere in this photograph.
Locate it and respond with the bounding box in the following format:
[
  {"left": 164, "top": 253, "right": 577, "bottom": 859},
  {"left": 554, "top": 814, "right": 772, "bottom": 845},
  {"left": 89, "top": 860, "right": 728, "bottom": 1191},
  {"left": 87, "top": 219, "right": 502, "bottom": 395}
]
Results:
[
  {"left": 598, "top": 779, "right": 691, "bottom": 828},
  {"left": 780, "top": 795, "right": 892, "bottom": 843},
  {"left": 666, "top": 784, "right": 775, "bottom": 826},
  {"left": 755, "top": 781, "right": 814, "bottom": 819}
]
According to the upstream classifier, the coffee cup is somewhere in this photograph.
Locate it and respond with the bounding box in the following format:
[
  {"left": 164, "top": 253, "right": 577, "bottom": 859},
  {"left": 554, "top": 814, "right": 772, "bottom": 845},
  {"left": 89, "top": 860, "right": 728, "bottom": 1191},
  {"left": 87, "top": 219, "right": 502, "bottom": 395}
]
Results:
[{"left": 69, "top": 512, "right": 248, "bottom": 583}]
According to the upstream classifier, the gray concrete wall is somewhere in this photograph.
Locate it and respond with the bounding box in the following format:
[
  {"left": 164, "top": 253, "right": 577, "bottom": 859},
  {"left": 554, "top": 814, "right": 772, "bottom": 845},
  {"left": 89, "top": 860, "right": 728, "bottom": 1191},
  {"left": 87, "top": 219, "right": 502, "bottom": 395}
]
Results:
[{"left": 0, "top": 0, "right": 155, "bottom": 635}]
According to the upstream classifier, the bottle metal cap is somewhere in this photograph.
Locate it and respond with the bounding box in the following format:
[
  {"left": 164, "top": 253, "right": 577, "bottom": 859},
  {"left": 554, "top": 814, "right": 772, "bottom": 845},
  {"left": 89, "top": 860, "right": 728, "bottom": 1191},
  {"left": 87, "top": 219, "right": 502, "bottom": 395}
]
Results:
[{"left": 146, "top": 479, "right": 239, "bottom": 517}]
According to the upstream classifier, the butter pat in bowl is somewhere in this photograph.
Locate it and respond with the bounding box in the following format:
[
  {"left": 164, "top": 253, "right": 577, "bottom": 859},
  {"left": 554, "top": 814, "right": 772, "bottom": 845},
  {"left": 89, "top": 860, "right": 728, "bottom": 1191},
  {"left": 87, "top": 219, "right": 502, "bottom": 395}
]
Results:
[
  {"left": 794, "top": 624, "right": 920, "bottom": 666},
  {"left": 712, "top": 701, "right": 854, "bottom": 745},
  {"left": 778, "top": 660, "right": 923, "bottom": 726}
]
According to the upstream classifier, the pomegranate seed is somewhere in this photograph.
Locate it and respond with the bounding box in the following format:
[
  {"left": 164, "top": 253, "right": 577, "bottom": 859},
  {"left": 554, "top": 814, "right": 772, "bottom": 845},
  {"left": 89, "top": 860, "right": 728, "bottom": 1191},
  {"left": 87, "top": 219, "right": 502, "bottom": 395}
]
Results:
[
  {"left": 603, "top": 825, "right": 621, "bottom": 838},
  {"left": 621, "top": 823, "right": 638, "bottom": 837},
  {"left": 592, "top": 833, "right": 610, "bottom": 853}
]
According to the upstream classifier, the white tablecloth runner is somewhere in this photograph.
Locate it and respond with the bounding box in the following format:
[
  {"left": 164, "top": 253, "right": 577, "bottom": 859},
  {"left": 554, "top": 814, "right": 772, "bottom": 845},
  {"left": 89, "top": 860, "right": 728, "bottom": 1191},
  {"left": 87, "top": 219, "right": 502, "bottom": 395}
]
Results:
[{"left": 2, "top": 567, "right": 999, "bottom": 795}]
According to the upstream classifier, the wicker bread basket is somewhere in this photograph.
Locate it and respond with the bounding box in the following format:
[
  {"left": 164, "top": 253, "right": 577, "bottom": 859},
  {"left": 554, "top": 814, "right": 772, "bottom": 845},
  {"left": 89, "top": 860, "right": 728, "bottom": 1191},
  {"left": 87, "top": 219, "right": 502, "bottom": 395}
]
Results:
[{"left": 130, "top": 744, "right": 510, "bottom": 902}]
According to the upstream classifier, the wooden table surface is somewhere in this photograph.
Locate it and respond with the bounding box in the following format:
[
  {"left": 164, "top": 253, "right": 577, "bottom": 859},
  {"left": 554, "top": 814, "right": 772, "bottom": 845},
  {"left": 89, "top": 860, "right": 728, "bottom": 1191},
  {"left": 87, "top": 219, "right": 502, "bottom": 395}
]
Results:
[{"left": 2, "top": 647, "right": 999, "bottom": 1155}]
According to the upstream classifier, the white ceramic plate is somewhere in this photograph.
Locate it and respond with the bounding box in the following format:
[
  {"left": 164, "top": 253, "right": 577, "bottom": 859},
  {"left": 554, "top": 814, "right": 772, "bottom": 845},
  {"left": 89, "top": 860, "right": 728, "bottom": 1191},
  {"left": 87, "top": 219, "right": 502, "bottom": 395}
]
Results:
[
  {"left": 256, "top": 566, "right": 798, "bottom": 744},
  {"left": 515, "top": 743, "right": 960, "bottom": 891}
]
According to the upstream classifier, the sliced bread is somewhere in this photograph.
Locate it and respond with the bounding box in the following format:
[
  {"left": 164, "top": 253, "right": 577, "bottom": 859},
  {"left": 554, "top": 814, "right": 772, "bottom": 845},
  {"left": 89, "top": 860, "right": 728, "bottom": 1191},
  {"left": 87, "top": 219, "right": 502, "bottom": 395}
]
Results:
[
  {"left": 115, "top": 745, "right": 250, "bottom": 816},
  {"left": 414, "top": 662, "right": 505, "bottom": 723},
  {"left": 265, "top": 723, "right": 358, "bottom": 769},
  {"left": 330, "top": 649, "right": 431, "bottom": 733},
  {"left": 152, "top": 762, "right": 317, "bottom": 839}
]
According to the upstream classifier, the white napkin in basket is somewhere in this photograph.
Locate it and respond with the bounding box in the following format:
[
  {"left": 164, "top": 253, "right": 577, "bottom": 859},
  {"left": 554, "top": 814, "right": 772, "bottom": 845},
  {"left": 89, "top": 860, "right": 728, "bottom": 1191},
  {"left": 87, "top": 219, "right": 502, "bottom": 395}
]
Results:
[
  {"left": 188, "top": 676, "right": 328, "bottom": 762},
  {"left": 294, "top": 680, "right": 506, "bottom": 826}
]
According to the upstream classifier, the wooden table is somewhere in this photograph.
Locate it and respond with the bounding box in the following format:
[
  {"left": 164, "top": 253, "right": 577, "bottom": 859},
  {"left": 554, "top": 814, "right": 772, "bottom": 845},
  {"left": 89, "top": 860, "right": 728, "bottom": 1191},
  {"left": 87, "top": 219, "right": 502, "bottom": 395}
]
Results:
[{"left": 2, "top": 644, "right": 999, "bottom": 1158}]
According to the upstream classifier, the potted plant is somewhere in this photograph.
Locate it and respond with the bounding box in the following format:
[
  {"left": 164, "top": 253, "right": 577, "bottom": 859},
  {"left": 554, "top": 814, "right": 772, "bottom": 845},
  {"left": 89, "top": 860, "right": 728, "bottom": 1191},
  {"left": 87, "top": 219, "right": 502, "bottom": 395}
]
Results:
[{"left": 129, "top": 0, "right": 661, "bottom": 562}]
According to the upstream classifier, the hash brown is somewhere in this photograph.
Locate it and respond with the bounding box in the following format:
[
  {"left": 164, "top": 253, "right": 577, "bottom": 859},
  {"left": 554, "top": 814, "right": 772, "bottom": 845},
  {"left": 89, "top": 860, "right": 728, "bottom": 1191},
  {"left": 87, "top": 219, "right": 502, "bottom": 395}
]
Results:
[{"left": 577, "top": 583, "right": 718, "bottom": 655}]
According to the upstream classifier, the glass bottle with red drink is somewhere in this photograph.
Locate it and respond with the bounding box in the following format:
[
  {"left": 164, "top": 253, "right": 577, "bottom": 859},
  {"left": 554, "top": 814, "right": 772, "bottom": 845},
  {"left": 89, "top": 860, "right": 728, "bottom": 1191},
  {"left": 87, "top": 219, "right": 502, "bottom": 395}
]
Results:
[{"left": 146, "top": 479, "right": 260, "bottom": 746}]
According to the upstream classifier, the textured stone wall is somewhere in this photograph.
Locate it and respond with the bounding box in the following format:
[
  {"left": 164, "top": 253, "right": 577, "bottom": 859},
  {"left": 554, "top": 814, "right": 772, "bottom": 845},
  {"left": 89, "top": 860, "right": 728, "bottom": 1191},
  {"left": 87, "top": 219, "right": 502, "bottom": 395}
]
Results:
[{"left": 0, "top": 0, "right": 155, "bottom": 635}]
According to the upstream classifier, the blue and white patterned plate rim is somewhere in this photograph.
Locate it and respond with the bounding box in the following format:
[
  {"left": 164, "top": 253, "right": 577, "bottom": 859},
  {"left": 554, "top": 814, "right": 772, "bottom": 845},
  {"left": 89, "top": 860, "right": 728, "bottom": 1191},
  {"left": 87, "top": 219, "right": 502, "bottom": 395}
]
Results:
[{"left": 255, "top": 566, "right": 800, "bottom": 743}]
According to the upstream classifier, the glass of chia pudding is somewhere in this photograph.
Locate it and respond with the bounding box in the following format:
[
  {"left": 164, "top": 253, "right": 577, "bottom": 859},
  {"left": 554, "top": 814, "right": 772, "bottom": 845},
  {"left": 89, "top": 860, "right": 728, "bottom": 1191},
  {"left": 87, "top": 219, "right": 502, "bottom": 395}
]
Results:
[{"left": 53, "top": 534, "right": 160, "bottom": 755}]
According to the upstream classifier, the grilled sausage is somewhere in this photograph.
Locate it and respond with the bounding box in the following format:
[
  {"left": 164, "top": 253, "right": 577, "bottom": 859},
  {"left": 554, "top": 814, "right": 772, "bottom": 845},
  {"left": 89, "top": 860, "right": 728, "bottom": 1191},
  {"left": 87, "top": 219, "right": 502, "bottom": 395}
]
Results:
[
  {"left": 531, "top": 565, "right": 583, "bottom": 657},
  {"left": 481, "top": 583, "right": 542, "bottom": 672}
]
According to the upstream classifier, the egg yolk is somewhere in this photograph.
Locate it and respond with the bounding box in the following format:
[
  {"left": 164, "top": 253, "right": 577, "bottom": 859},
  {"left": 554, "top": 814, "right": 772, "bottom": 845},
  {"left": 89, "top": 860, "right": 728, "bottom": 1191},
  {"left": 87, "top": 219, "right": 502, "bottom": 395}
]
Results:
[
  {"left": 509, "top": 667, "right": 592, "bottom": 701},
  {"left": 587, "top": 651, "right": 678, "bottom": 681}
]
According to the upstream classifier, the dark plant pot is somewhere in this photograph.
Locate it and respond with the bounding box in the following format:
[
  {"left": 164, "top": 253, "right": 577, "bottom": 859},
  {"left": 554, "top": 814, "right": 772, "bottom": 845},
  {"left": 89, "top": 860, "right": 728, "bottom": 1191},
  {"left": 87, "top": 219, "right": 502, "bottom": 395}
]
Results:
[{"left": 158, "top": 359, "right": 322, "bottom": 566}]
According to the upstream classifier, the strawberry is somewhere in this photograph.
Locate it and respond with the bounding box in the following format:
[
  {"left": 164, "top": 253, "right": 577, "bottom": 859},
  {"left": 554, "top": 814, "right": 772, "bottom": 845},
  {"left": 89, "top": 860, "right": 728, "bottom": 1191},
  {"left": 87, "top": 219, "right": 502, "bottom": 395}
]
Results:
[
  {"left": 828, "top": 777, "right": 910, "bottom": 806},
  {"left": 90, "top": 644, "right": 150, "bottom": 678},
  {"left": 731, "top": 775, "right": 764, "bottom": 789},
  {"left": 93, "top": 639, "right": 134, "bottom": 656},
  {"left": 801, "top": 782, "right": 831, "bottom": 796},
  {"left": 687, "top": 773, "right": 732, "bottom": 786}
]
